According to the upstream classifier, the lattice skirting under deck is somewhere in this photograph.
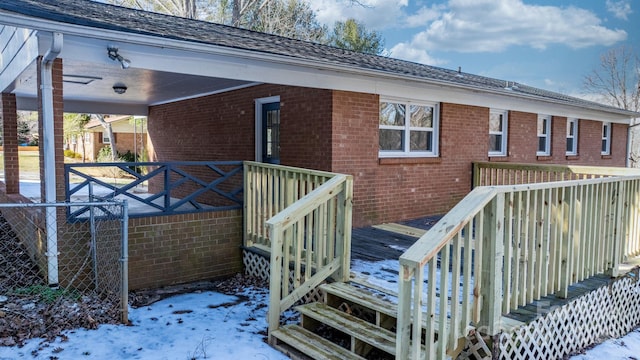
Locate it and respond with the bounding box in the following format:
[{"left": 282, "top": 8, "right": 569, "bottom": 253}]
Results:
[
  {"left": 498, "top": 268, "right": 640, "bottom": 360},
  {"left": 242, "top": 248, "right": 324, "bottom": 304}
]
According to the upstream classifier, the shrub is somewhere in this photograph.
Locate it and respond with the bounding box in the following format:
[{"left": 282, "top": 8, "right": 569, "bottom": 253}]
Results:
[{"left": 64, "top": 149, "right": 80, "bottom": 159}]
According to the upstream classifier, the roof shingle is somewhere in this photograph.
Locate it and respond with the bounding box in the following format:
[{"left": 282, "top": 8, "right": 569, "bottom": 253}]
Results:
[{"left": 0, "top": 0, "right": 637, "bottom": 117}]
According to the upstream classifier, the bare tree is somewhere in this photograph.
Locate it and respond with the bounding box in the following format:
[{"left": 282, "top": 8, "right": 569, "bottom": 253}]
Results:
[
  {"left": 583, "top": 46, "right": 640, "bottom": 166},
  {"left": 95, "top": 115, "right": 117, "bottom": 162},
  {"left": 109, "top": 0, "right": 197, "bottom": 18}
]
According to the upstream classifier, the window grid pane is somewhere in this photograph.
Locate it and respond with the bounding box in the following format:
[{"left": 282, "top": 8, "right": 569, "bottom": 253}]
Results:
[
  {"left": 379, "top": 129, "right": 404, "bottom": 151},
  {"left": 379, "top": 100, "right": 438, "bottom": 156},
  {"left": 410, "top": 130, "right": 433, "bottom": 152},
  {"left": 489, "top": 110, "right": 507, "bottom": 155},
  {"left": 410, "top": 105, "right": 433, "bottom": 128},
  {"left": 490, "top": 134, "right": 502, "bottom": 152},
  {"left": 380, "top": 102, "right": 405, "bottom": 126},
  {"left": 566, "top": 119, "right": 577, "bottom": 155}
]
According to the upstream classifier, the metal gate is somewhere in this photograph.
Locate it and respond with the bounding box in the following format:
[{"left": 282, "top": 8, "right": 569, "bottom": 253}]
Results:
[{"left": 0, "top": 200, "right": 128, "bottom": 346}]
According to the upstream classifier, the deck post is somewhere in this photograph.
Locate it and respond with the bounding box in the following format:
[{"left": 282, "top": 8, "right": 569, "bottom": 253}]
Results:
[
  {"left": 478, "top": 194, "right": 505, "bottom": 336},
  {"left": 335, "top": 176, "right": 353, "bottom": 282},
  {"left": 267, "top": 222, "right": 284, "bottom": 344},
  {"left": 608, "top": 181, "right": 625, "bottom": 277}
]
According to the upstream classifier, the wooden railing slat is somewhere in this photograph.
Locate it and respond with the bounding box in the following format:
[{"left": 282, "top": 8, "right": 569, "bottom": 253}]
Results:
[{"left": 398, "top": 162, "right": 640, "bottom": 359}]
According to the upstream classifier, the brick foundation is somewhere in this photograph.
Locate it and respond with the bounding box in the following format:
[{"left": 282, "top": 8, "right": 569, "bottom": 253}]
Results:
[{"left": 127, "top": 210, "right": 243, "bottom": 290}]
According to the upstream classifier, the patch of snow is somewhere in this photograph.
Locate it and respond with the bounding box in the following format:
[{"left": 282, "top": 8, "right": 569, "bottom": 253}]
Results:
[
  {"left": 570, "top": 328, "right": 640, "bottom": 359},
  {"left": 0, "top": 287, "right": 287, "bottom": 360}
]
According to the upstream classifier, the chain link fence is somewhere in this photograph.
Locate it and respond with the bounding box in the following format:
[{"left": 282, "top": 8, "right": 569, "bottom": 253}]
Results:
[{"left": 0, "top": 200, "right": 128, "bottom": 346}]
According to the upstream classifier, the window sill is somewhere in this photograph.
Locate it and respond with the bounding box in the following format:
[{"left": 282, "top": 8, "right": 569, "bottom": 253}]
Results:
[
  {"left": 601, "top": 154, "right": 612, "bottom": 160},
  {"left": 379, "top": 157, "right": 442, "bottom": 165},
  {"left": 536, "top": 155, "right": 553, "bottom": 161},
  {"left": 566, "top": 155, "right": 579, "bottom": 161},
  {"left": 488, "top": 155, "right": 509, "bottom": 162}
]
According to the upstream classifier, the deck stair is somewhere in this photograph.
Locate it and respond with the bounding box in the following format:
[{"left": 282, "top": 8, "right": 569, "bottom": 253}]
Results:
[{"left": 270, "top": 281, "right": 470, "bottom": 360}]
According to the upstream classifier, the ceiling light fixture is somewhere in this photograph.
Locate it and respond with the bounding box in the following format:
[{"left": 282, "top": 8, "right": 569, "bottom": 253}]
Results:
[
  {"left": 112, "top": 84, "right": 128, "bottom": 94},
  {"left": 107, "top": 46, "right": 131, "bottom": 69}
]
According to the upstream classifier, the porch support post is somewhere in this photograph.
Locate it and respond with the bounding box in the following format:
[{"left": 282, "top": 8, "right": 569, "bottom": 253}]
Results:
[
  {"left": 37, "top": 32, "right": 64, "bottom": 287},
  {"left": 1, "top": 93, "right": 19, "bottom": 194}
]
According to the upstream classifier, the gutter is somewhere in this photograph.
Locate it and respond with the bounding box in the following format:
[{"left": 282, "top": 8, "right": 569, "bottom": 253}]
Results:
[
  {"left": 41, "top": 31, "right": 63, "bottom": 287},
  {"left": 1, "top": 11, "right": 638, "bottom": 121}
]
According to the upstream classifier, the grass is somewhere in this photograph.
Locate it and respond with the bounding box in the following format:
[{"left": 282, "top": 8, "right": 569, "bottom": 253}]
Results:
[
  {"left": 0, "top": 150, "right": 40, "bottom": 176},
  {"left": 0, "top": 151, "right": 132, "bottom": 182},
  {"left": 12, "top": 284, "right": 81, "bottom": 304}
]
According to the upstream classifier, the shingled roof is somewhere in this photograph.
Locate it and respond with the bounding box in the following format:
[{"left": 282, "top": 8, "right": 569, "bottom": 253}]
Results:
[{"left": 0, "top": 0, "right": 638, "bottom": 117}]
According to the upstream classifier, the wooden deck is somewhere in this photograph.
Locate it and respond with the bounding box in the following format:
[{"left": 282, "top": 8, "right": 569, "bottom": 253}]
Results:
[
  {"left": 352, "top": 215, "right": 639, "bottom": 325},
  {"left": 351, "top": 216, "right": 441, "bottom": 261}
]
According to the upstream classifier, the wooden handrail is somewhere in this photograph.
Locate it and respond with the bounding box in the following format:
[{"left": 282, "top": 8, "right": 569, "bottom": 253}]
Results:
[
  {"left": 243, "top": 161, "right": 336, "bottom": 250},
  {"left": 397, "top": 172, "right": 640, "bottom": 360},
  {"left": 260, "top": 166, "right": 353, "bottom": 344},
  {"left": 473, "top": 161, "right": 640, "bottom": 187}
]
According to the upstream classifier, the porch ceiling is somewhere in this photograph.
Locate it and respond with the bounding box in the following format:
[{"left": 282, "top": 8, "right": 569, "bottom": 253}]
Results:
[{"left": 9, "top": 56, "right": 253, "bottom": 115}]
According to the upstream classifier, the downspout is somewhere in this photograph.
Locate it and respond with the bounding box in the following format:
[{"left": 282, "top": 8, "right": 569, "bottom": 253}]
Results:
[
  {"left": 41, "top": 32, "right": 63, "bottom": 287},
  {"left": 628, "top": 118, "right": 640, "bottom": 168}
]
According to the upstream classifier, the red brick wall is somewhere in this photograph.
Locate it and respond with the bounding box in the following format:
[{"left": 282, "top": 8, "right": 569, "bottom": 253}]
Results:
[
  {"left": 148, "top": 84, "right": 332, "bottom": 170},
  {"left": 37, "top": 58, "right": 65, "bottom": 202},
  {"left": 127, "top": 210, "right": 243, "bottom": 290},
  {"left": 507, "top": 112, "right": 626, "bottom": 166},
  {"left": 1, "top": 93, "right": 19, "bottom": 194},
  {"left": 330, "top": 97, "right": 490, "bottom": 226},
  {"left": 148, "top": 85, "right": 629, "bottom": 227}
]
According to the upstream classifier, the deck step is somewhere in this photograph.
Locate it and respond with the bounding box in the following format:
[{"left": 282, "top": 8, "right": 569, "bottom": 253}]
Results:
[
  {"left": 297, "top": 302, "right": 398, "bottom": 356},
  {"left": 271, "top": 324, "right": 366, "bottom": 360},
  {"left": 321, "top": 282, "right": 398, "bottom": 323}
]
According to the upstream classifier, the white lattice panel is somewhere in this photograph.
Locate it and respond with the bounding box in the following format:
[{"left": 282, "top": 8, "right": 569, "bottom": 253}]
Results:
[
  {"left": 243, "top": 249, "right": 270, "bottom": 281},
  {"left": 243, "top": 249, "right": 324, "bottom": 305},
  {"left": 498, "top": 269, "right": 640, "bottom": 360},
  {"left": 457, "top": 330, "right": 491, "bottom": 360}
]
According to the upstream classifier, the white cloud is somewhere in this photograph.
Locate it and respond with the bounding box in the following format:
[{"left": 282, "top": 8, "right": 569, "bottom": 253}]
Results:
[
  {"left": 606, "top": 0, "right": 633, "bottom": 20},
  {"left": 405, "top": 4, "right": 445, "bottom": 28},
  {"left": 388, "top": 0, "right": 627, "bottom": 64},
  {"left": 308, "top": 0, "right": 408, "bottom": 30},
  {"left": 388, "top": 43, "right": 446, "bottom": 66}
]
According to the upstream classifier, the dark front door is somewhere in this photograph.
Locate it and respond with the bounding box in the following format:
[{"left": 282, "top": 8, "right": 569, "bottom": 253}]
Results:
[{"left": 262, "top": 102, "right": 281, "bottom": 164}]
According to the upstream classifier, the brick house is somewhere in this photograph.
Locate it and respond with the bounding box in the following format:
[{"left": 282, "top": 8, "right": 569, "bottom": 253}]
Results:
[
  {"left": 0, "top": 0, "right": 638, "bottom": 290},
  {"left": 82, "top": 115, "right": 148, "bottom": 161}
]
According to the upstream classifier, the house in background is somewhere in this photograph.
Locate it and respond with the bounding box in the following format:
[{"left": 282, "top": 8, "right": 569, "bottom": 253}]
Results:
[
  {"left": 82, "top": 115, "right": 148, "bottom": 161},
  {"left": 1, "top": 1, "right": 640, "bottom": 358}
]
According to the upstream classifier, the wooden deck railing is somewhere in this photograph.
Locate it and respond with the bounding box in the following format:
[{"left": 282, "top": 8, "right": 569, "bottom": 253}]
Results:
[
  {"left": 473, "top": 161, "right": 640, "bottom": 187},
  {"left": 265, "top": 172, "right": 353, "bottom": 343},
  {"left": 243, "top": 161, "right": 336, "bottom": 251},
  {"left": 397, "top": 171, "right": 640, "bottom": 359}
]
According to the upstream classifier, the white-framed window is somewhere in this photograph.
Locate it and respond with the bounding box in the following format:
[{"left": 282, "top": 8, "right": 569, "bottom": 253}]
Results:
[
  {"left": 489, "top": 109, "right": 508, "bottom": 156},
  {"left": 602, "top": 122, "right": 612, "bottom": 155},
  {"left": 537, "top": 115, "right": 551, "bottom": 156},
  {"left": 85, "top": 133, "right": 91, "bottom": 142},
  {"left": 566, "top": 118, "right": 578, "bottom": 156},
  {"left": 102, "top": 132, "right": 110, "bottom": 144},
  {"left": 379, "top": 99, "right": 439, "bottom": 157}
]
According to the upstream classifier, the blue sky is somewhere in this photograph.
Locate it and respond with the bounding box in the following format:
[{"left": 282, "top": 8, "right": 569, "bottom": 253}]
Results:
[{"left": 308, "top": 0, "right": 638, "bottom": 99}]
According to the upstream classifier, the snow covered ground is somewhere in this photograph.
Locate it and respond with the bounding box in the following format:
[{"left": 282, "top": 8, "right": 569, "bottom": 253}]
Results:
[
  {"left": 0, "top": 257, "right": 637, "bottom": 359},
  {"left": 0, "top": 180, "right": 637, "bottom": 359}
]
